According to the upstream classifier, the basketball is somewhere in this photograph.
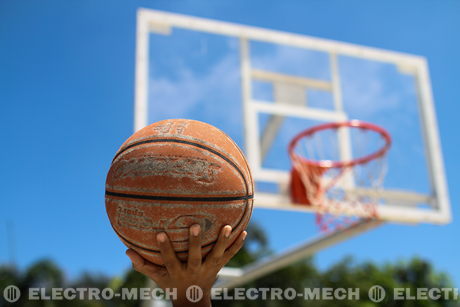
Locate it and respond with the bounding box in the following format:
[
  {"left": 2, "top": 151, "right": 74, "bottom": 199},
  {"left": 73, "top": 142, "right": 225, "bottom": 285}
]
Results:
[{"left": 105, "top": 119, "right": 254, "bottom": 265}]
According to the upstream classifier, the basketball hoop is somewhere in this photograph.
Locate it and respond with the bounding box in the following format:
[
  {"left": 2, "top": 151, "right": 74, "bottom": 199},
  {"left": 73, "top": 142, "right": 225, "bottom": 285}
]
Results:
[{"left": 288, "top": 120, "right": 392, "bottom": 231}]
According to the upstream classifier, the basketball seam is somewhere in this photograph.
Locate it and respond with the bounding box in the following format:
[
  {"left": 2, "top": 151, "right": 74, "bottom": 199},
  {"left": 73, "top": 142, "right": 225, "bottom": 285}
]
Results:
[
  {"left": 107, "top": 137, "right": 252, "bottom": 254},
  {"left": 109, "top": 137, "right": 251, "bottom": 197},
  {"left": 105, "top": 190, "right": 253, "bottom": 202},
  {"left": 111, "top": 222, "right": 217, "bottom": 254}
]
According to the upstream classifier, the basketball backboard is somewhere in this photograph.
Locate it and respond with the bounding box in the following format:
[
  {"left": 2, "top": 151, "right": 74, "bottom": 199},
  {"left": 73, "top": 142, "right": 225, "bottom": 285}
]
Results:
[
  {"left": 133, "top": 8, "right": 452, "bottom": 293},
  {"left": 134, "top": 9, "right": 450, "bottom": 227}
]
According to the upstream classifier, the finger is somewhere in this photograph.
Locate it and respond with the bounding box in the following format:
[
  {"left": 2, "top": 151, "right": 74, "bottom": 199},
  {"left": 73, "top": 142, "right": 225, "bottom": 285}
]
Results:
[
  {"left": 157, "top": 232, "right": 181, "bottom": 274},
  {"left": 222, "top": 231, "right": 247, "bottom": 263},
  {"left": 206, "top": 225, "right": 232, "bottom": 262},
  {"left": 126, "top": 249, "right": 167, "bottom": 282},
  {"left": 187, "top": 224, "right": 202, "bottom": 270}
]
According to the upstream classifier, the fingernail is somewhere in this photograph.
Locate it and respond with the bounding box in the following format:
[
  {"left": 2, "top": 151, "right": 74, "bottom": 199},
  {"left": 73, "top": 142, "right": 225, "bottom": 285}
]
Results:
[
  {"left": 224, "top": 225, "right": 232, "bottom": 238},
  {"left": 157, "top": 232, "right": 166, "bottom": 243},
  {"left": 191, "top": 224, "right": 201, "bottom": 236},
  {"left": 242, "top": 231, "right": 247, "bottom": 241}
]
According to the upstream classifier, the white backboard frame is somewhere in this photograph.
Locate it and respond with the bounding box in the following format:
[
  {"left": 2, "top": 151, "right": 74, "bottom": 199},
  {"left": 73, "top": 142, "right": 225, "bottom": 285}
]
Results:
[
  {"left": 134, "top": 8, "right": 452, "bottom": 296},
  {"left": 134, "top": 8, "right": 450, "bottom": 226}
]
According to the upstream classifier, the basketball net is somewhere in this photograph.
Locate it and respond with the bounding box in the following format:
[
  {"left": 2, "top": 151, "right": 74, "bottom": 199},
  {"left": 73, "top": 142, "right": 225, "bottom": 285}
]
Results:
[{"left": 288, "top": 121, "right": 391, "bottom": 232}]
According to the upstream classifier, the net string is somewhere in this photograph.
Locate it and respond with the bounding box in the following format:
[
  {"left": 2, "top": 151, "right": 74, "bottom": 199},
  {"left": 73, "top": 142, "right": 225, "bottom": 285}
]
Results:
[{"left": 290, "top": 124, "right": 389, "bottom": 232}]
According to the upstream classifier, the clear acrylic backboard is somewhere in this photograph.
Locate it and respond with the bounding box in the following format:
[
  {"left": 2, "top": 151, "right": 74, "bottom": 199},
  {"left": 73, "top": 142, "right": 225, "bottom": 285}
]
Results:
[{"left": 134, "top": 9, "right": 450, "bottom": 226}]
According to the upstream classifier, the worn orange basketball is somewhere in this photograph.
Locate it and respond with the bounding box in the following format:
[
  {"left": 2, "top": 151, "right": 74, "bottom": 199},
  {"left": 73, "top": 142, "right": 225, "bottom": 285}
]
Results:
[{"left": 105, "top": 119, "right": 254, "bottom": 265}]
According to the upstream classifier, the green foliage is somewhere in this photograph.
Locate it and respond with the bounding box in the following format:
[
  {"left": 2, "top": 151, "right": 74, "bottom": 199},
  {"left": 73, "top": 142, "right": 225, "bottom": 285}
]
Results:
[
  {"left": 227, "top": 223, "right": 271, "bottom": 267},
  {"left": 216, "top": 223, "right": 320, "bottom": 307},
  {"left": 23, "top": 260, "right": 64, "bottom": 289},
  {"left": 0, "top": 224, "right": 457, "bottom": 307},
  {"left": 110, "top": 269, "right": 148, "bottom": 307},
  {"left": 226, "top": 256, "right": 457, "bottom": 307},
  {"left": 213, "top": 223, "right": 458, "bottom": 307}
]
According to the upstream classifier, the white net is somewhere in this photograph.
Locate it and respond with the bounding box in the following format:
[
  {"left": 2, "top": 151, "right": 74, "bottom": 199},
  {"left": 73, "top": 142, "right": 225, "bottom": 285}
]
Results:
[{"left": 289, "top": 122, "right": 391, "bottom": 232}]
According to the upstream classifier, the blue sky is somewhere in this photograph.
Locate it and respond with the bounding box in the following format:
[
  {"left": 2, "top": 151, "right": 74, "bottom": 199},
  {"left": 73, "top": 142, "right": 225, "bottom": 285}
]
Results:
[{"left": 1, "top": 0, "right": 459, "bottom": 286}]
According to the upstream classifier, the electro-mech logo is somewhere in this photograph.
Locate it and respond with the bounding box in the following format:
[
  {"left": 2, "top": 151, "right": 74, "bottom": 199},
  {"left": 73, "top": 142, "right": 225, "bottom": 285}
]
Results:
[
  {"left": 186, "top": 285, "right": 203, "bottom": 303},
  {"left": 368, "top": 285, "right": 386, "bottom": 302},
  {"left": 3, "top": 285, "right": 21, "bottom": 303}
]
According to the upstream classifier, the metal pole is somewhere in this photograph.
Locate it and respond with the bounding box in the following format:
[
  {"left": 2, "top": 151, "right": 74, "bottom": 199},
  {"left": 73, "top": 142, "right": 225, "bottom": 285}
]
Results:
[{"left": 216, "top": 219, "right": 382, "bottom": 289}]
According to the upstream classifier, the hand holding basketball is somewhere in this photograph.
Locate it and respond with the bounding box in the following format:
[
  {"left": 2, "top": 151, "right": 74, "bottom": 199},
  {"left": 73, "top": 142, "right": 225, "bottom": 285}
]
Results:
[
  {"left": 106, "top": 119, "right": 253, "bottom": 265},
  {"left": 126, "top": 224, "right": 247, "bottom": 306}
]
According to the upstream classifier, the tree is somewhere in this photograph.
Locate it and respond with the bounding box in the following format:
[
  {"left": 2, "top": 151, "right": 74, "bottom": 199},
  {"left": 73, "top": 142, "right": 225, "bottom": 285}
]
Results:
[
  {"left": 214, "top": 223, "right": 319, "bottom": 307},
  {"left": 212, "top": 224, "right": 458, "bottom": 307},
  {"left": 0, "top": 224, "right": 457, "bottom": 307}
]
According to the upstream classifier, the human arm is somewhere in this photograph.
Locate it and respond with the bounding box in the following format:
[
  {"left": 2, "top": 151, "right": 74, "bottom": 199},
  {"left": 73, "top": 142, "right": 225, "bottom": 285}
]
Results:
[{"left": 126, "top": 224, "right": 247, "bottom": 306}]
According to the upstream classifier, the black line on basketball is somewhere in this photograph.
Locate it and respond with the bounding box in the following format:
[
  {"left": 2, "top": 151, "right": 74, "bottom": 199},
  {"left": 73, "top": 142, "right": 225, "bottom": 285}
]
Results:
[
  {"left": 110, "top": 136, "right": 252, "bottom": 247},
  {"left": 112, "top": 223, "right": 217, "bottom": 255},
  {"left": 105, "top": 190, "right": 253, "bottom": 202},
  {"left": 113, "top": 138, "right": 244, "bottom": 179}
]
